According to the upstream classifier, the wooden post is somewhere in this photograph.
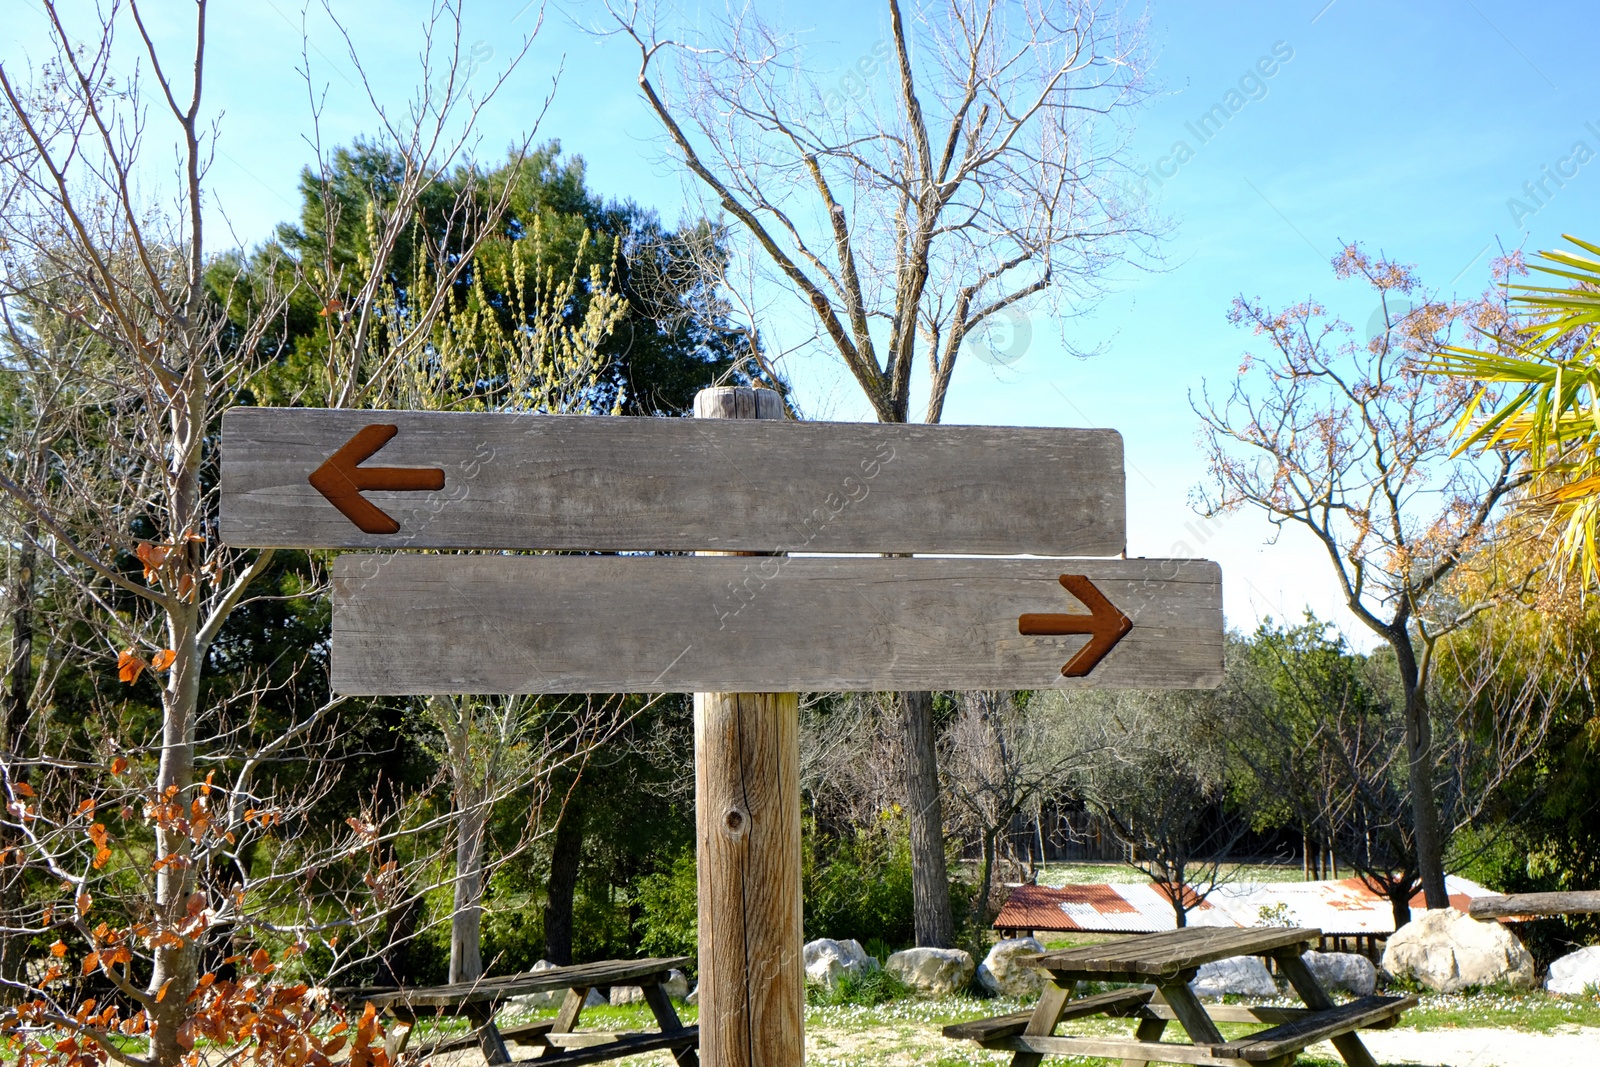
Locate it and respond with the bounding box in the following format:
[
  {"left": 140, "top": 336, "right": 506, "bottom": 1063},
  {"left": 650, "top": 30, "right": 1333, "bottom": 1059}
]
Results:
[{"left": 693, "top": 386, "right": 804, "bottom": 1067}]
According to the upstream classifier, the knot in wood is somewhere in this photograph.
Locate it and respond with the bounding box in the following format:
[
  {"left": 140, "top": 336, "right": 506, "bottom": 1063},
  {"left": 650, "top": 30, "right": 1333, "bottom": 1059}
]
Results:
[{"left": 723, "top": 808, "right": 746, "bottom": 834}]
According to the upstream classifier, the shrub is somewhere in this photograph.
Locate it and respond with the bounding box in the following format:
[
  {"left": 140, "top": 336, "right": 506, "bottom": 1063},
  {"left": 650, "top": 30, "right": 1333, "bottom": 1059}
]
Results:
[
  {"left": 804, "top": 816, "right": 916, "bottom": 946},
  {"left": 806, "top": 964, "right": 914, "bottom": 1006},
  {"left": 635, "top": 846, "right": 700, "bottom": 960}
]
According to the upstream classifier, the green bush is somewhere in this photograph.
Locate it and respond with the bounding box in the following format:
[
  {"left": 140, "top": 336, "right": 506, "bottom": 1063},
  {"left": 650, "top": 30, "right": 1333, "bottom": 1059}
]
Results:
[
  {"left": 806, "top": 964, "right": 914, "bottom": 1006},
  {"left": 804, "top": 816, "right": 917, "bottom": 946},
  {"left": 634, "top": 847, "right": 699, "bottom": 961}
]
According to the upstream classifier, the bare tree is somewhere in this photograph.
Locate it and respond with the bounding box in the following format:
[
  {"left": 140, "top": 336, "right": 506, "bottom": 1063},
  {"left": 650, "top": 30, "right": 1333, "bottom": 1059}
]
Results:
[
  {"left": 606, "top": 0, "right": 1158, "bottom": 947},
  {"left": 1195, "top": 245, "right": 1529, "bottom": 911},
  {"left": 1046, "top": 689, "right": 1251, "bottom": 928},
  {"left": 940, "top": 691, "right": 1084, "bottom": 925},
  {"left": 0, "top": 2, "right": 564, "bottom": 1063}
]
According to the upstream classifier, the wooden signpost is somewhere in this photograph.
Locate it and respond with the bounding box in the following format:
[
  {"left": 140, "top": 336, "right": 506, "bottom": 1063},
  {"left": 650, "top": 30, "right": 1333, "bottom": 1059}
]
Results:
[{"left": 217, "top": 389, "right": 1225, "bottom": 1067}]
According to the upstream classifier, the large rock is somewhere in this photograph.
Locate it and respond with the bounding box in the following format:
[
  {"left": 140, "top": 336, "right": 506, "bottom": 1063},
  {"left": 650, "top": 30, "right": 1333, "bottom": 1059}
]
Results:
[
  {"left": 977, "top": 938, "right": 1046, "bottom": 997},
  {"left": 662, "top": 968, "right": 690, "bottom": 1000},
  {"left": 803, "top": 938, "right": 879, "bottom": 992},
  {"left": 1302, "top": 951, "right": 1377, "bottom": 996},
  {"left": 614, "top": 968, "right": 692, "bottom": 1003},
  {"left": 1381, "top": 908, "right": 1536, "bottom": 993},
  {"left": 1546, "top": 945, "right": 1600, "bottom": 995},
  {"left": 1191, "top": 955, "right": 1278, "bottom": 998},
  {"left": 504, "top": 960, "right": 562, "bottom": 1012},
  {"left": 885, "top": 947, "right": 975, "bottom": 997}
]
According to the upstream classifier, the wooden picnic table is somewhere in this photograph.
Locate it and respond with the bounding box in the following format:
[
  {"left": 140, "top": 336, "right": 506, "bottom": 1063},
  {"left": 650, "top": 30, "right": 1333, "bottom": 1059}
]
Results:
[
  {"left": 943, "top": 927, "right": 1415, "bottom": 1067},
  {"left": 333, "top": 956, "right": 697, "bottom": 1066}
]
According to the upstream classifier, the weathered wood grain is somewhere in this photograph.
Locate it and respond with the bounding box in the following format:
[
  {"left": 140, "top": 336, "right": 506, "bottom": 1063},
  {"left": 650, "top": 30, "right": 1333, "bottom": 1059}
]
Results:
[
  {"left": 1031, "top": 927, "right": 1316, "bottom": 977},
  {"left": 689, "top": 387, "right": 801, "bottom": 1067},
  {"left": 219, "top": 406, "right": 1125, "bottom": 555},
  {"left": 695, "top": 692, "right": 802, "bottom": 1067},
  {"left": 329, "top": 555, "right": 1223, "bottom": 694},
  {"left": 1468, "top": 890, "right": 1600, "bottom": 919}
]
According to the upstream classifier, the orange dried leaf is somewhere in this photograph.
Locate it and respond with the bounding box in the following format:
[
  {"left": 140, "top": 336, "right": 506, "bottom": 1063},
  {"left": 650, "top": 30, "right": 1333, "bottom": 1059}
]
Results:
[
  {"left": 117, "top": 651, "right": 148, "bottom": 685},
  {"left": 76, "top": 799, "right": 95, "bottom": 816},
  {"left": 75, "top": 891, "right": 91, "bottom": 917},
  {"left": 13, "top": 782, "right": 34, "bottom": 798},
  {"left": 111, "top": 756, "right": 129, "bottom": 775},
  {"left": 155, "top": 979, "right": 173, "bottom": 1003},
  {"left": 49, "top": 941, "right": 66, "bottom": 958},
  {"left": 81, "top": 953, "right": 99, "bottom": 975},
  {"left": 151, "top": 649, "right": 176, "bottom": 672}
]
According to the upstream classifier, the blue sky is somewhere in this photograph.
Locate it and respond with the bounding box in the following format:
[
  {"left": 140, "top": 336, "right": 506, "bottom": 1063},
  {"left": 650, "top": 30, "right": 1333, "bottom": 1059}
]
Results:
[{"left": 9, "top": 0, "right": 1599, "bottom": 646}]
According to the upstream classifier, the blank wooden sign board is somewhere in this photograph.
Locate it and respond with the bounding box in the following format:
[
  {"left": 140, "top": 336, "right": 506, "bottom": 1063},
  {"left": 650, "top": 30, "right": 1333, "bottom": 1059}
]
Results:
[{"left": 218, "top": 396, "right": 1225, "bottom": 1067}]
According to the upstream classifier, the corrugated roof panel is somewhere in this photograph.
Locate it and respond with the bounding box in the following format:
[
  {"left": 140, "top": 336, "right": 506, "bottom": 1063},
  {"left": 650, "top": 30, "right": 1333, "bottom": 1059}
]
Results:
[{"left": 993, "top": 875, "right": 1497, "bottom": 936}]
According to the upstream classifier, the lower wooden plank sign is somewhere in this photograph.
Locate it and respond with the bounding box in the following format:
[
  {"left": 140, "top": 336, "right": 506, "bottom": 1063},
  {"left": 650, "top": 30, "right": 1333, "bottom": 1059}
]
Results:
[{"left": 330, "top": 556, "right": 1222, "bottom": 694}]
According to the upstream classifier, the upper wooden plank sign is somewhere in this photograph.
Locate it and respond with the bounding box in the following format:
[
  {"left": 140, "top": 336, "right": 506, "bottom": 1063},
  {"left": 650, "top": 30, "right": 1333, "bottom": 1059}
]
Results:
[{"left": 219, "top": 408, "right": 1125, "bottom": 555}]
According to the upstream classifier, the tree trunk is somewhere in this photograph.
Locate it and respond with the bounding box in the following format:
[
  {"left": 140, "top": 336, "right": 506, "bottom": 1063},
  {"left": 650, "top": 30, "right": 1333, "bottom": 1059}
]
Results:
[
  {"left": 543, "top": 789, "right": 585, "bottom": 966},
  {"left": 451, "top": 784, "right": 488, "bottom": 984},
  {"left": 1389, "top": 887, "right": 1413, "bottom": 931},
  {"left": 1390, "top": 634, "right": 1449, "bottom": 909},
  {"left": 0, "top": 520, "right": 34, "bottom": 1000},
  {"left": 148, "top": 562, "right": 202, "bottom": 1066},
  {"left": 900, "top": 690, "right": 955, "bottom": 948},
  {"left": 975, "top": 828, "right": 996, "bottom": 927}
]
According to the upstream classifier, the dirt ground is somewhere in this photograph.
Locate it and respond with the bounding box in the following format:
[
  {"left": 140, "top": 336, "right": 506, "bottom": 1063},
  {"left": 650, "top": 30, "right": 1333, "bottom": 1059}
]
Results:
[{"left": 1306, "top": 1026, "right": 1600, "bottom": 1067}]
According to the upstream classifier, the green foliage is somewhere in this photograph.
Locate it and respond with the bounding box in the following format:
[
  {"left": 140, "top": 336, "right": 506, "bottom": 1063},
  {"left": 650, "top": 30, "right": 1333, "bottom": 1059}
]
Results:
[
  {"left": 806, "top": 965, "right": 914, "bottom": 1007},
  {"left": 1434, "top": 235, "right": 1600, "bottom": 582},
  {"left": 803, "top": 814, "right": 917, "bottom": 947},
  {"left": 634, "top": 847, "right": 699, "bottom": 961},
  {"left": 243, "top": 139, "right": 754, "bottom": 414}
]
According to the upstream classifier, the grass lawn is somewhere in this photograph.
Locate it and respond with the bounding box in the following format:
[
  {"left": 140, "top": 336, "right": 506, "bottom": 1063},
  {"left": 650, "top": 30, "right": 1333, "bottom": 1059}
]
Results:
[{"left": 470, "top": 987, "right": 1600, "bottom": 1067}]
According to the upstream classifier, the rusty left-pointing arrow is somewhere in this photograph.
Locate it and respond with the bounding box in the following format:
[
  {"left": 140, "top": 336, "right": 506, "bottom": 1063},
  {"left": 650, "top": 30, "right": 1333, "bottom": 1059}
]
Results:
[
  {"left": 307, "top": 425, "right": 446, "bottom": 534},
  {"left": 1018, "top": 574, "right": 1134, "bottom": 677}
]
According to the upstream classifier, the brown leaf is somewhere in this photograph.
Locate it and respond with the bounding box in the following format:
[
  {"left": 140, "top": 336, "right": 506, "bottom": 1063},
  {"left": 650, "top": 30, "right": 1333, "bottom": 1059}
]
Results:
[
  {"left": 155, "top": 979, "right": 173, "bottom": 1003},
  {"left": 13, "top": 782, "right": 34, "bottom": 798},
  {"left": 117, "top": 650, "right": 148, "bottom": 685},
  {"left": 110, "top": 756, "right": 129, "bottom": 775},
  {"left": 49, "top": 940, "right": 66, "bottom": 958},
  {"left": 151, "top": 649, "right": 177, "bottom": 672},
  {"left": 81, "top": 953, "right": 99, "bottom": 975}
]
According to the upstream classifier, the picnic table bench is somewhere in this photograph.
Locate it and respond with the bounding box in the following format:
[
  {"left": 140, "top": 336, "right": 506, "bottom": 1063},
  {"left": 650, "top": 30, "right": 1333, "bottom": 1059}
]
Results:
[
  {"left": 943, "top": 927, "right": 1414, "bottom": 1067},
  {"left": 333, "top": 956, "right": 697, "bottom": 1066}
]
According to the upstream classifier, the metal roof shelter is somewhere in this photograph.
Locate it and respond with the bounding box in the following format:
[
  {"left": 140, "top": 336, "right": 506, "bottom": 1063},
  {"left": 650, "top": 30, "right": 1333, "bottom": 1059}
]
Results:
[{"left": 994, "top": 875, "right": 1498, "bottom": 941}]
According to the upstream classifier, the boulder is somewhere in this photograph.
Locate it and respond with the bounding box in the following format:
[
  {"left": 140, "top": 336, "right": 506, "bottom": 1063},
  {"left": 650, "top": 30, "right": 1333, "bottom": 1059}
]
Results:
[
  {"left": 1381, "top": 908, "right": 1536, "bottom": 993},
  {"left": 885, "top": 947, "right": 974, "bottom": 997},
  {"left": 503, "top": 960, "right": 562, "bottom": 1012},
  {"left": 663, "top": 968, "right": 691, "bottom": 1000},
  {"left": 802, "top": 938, "right": 879, "bottom": 992},
  {"left": 1302, "top": 951, "right": 1377, "bottom": 996},
  {"left": 1546, "top": 945, "right": 1600, "bottom": 995},
  {"left": 685, "top": 984, "right": 698, "bottom": 1006},
  {"left": 584, "top": 987, "right": 608, "bottom": 1008},
  {"left": 613, "top": 969, "right": 692, "bottom": 1004},
  {"left": 977, "top": 938, "right": 1046, "bottom": 997},
  {"left": 1191, "top": 955, "right": 1278, "bottom": 998}
]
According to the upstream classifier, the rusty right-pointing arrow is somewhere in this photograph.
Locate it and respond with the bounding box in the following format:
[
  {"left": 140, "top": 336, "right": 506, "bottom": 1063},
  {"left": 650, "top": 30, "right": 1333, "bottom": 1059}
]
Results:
[{"left": 1018, "top": 574, "right": 1134, "bottom": 677}]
